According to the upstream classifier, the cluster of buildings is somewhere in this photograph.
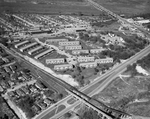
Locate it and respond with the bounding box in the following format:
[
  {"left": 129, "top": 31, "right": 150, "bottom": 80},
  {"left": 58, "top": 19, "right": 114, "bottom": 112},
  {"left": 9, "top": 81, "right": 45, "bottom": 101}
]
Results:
[
  {"left": 58, "top": 41, "right": 83, "bottom": 50},
  {"left": 0, "top": 48, "right": 32, "bottom": 93},
  {"left": 0, "top": 47, "right": 58, "bottom": 118},
  {"left": 46, "top": 57, "right": 113, "bottom": 71},
  {"left": 14, "top": 39, "right": 113, "bottom": 72},
  {"left": 14, "top": 40, "right": 55, "bottom": 60},
  {"left": 72, "top": 48, "right": 104, "bottom": 55},
  {"left": 8, "top": 80, "right": 56, "bottom": 117},
  {"left": 101, "top": 33, "right": 125, "bottom": 45}
]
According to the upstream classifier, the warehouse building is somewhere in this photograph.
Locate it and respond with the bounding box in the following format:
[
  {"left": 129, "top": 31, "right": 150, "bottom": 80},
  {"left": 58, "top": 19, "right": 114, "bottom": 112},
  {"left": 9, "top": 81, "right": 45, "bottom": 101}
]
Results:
[{"left": 34, "top": 49, "right": 53, "bottom": 59}]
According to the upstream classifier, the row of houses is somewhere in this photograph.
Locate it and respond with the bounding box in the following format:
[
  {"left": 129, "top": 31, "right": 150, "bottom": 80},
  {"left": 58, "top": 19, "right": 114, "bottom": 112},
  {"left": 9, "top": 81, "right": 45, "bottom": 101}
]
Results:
[
  {"left": 45, "top": 38, "right": 68, "bottom": 43},
  {"left": 53, "top": 58, "right": 113, "bottom": 71},
  {"left": 72, "top": 48, "right": 104, "bottom": 55},
  {"left": 59, "top": 41, "right": 80, "bottom": 46},
  {"left": 64, "top": 45, "right": 82, "bottom": 50},
  {"left": 45, "top": 56, "right": 113, "bottom": 65}
]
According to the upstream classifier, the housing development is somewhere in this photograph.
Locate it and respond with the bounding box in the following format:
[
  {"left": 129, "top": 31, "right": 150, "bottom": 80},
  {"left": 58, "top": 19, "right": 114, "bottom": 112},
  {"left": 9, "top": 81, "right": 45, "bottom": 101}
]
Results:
[{"left": 0, "top": 0, "right": 150, "bottom": 119}]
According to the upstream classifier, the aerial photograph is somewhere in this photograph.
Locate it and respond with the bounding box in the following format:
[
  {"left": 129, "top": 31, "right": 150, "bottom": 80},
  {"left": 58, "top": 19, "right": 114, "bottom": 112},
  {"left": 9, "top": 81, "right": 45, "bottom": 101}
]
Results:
[{"left": 0, "top": 0, "right": 150, "bottom": 119}]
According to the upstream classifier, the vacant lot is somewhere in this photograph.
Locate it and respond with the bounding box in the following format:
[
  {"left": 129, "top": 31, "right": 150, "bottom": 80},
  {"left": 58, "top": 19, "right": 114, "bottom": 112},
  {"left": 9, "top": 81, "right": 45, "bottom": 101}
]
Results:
[
  {"left": 93, "top": 74, "right": 150, "bottom": 117},
  {"left": 94, "top": 0, "right": 150, "bottom": 17}
]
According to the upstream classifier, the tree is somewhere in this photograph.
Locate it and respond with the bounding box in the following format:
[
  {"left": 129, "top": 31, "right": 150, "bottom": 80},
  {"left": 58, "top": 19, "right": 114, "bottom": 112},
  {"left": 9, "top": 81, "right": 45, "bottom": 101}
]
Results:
[{"left": 64, "top": 112, "right": 72, "bottom": 118}]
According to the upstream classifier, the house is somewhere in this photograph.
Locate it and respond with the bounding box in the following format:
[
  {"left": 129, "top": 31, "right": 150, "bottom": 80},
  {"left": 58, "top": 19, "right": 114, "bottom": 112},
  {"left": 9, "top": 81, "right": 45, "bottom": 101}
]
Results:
[
  {"left": 35, "top": 82, "right": 45, "bottom": 89},
  {"left": 32, "top": 105, "right": 41, "bottom": 114},
  {"left": 21, "top": 86, "right": 30, "bottom": 94},
  {"left": 90, "top": 49, "right": 104, "bottom": 54},
  {"left": 72, "top": 50, "right": 89, "bottom": 55},
  {"left": 0, "top": 86, "right": 4, "bottom": 92},
  {"left": 77, "top": 56, "right": 95, "bottom": 63},
  {"left": 65, "top": 45, "right": 82, "bottom": 50},
  {"left": 46, "top": 58, "right": 65, "bottom": 64},
  {"left": 37, "top": 101, "right": 47, "bottom": 109},
  {"left": 59, "top": 41, "right": 80, "bottom": 46},
  {"left": 79, "top": 62, "right": 97, "bottom": 68},
  {"left": 95, "top": 58, "right": 113, "bottom": 64},
  {"left": 7, "top": 91, "right": 15, "bottom": 97},
  {"left": 44, "top": 98, "right": 51, "bottom": 105},
  {"left": 15, "top": 89, "right": 25, "bottom": 96},
  {"left": 54, "top": 64, "right": 73, "bottom": 71}
]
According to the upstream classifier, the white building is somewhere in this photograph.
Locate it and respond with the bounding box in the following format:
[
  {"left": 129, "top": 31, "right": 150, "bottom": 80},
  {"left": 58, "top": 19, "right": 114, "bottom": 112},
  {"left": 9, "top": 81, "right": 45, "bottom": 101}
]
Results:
[
  {"left": 34, "top": 49, "right": 53, "bottom": 59},
  {"left": 45, "top": 39, "right": 68, "bottom": 43},
  {"left": 28, "top": 46, "right": 43, "bottom": 55},
  {"left": 72, "top": 50, "right": 89, "bottom": 55},
  {"left": 46, "top": 58, "right": 65, "bottom": 64},
  {"left": 20, "top": 42, "right": 38, "bottom": 52},
  {"left": 65, "top": 45, "right": 82, "bottom": 50},
  {"left": 79, "top": 62, "right": 97, "bottom": 68},
  {"left": 95, "top": 58, "right": 113, "bottom": 64},
  {"left": 59, "top": 41, "right": 80, "bottom": 46},
  {"left": 54, "top": 64, "right": 73, "bottom": 71},
  {"left": 77, "top": 56, "right": 95, "bottom": 63},
  {"left": 14, "top": 40, "right": 29, "bottom": 48},
  {"left": 90, "top": 49, "right": 104, "bottom": 54}
]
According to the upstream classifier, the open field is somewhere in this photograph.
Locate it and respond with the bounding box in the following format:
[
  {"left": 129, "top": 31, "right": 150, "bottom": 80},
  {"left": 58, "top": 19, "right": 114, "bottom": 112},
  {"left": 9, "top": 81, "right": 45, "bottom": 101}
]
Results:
[
  {"left": 93, "top": 73, "right": 150, "bottom": 117},
  {"left": 0, "top": 1, "right": 101, "bottom": 16},
  {"left": 94, "top": 0, "right": 150, "bottom": 17}
]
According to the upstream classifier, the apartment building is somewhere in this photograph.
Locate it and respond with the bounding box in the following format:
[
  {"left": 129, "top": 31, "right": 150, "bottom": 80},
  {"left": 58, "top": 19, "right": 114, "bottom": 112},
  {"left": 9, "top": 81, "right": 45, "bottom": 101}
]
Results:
[
  {"left": 79, "top": 62, "right": 97, "bottom": 68},
  {"left": 45, "top": 39, "right": 68, "bottom": 43},
  {"left": 46, "top": 58, "right": 65, "bottom": 64},
  {"left": 77, "top": 56, "right": 95, "bottom": 63},
  {"left": 95, "top": 58, "right": 113, "bottom": 64},
  {"left": 54, "top": 64, "right": 73, "bottom": 71},
  {"left": 59, "top": 41, "right": 80, "bottom": 46},
  {"left": 90, "top": 48, "right": 104, "bottom": 54},
  {"left": 72, "top": 50, "right": 89, "bottom": 55},
  {"left": 65, "top": 45, "right": 82, "bottom": 50}
]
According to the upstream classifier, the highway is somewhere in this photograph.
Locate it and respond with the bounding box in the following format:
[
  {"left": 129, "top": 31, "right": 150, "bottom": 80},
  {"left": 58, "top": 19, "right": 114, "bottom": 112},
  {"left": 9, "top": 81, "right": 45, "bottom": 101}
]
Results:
[{"left": 1, "top": 1, "right": 150, "bottom": 118}]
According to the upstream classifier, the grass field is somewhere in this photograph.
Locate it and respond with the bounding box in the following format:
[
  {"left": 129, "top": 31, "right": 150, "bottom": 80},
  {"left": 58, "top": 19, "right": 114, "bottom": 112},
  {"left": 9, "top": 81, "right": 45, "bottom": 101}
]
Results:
[
  {"left": 0, "top": 1, "right": 101, "bottom": 16},
  {"left": 94, "top": 0, "right": 150, "bottom": 17}
]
